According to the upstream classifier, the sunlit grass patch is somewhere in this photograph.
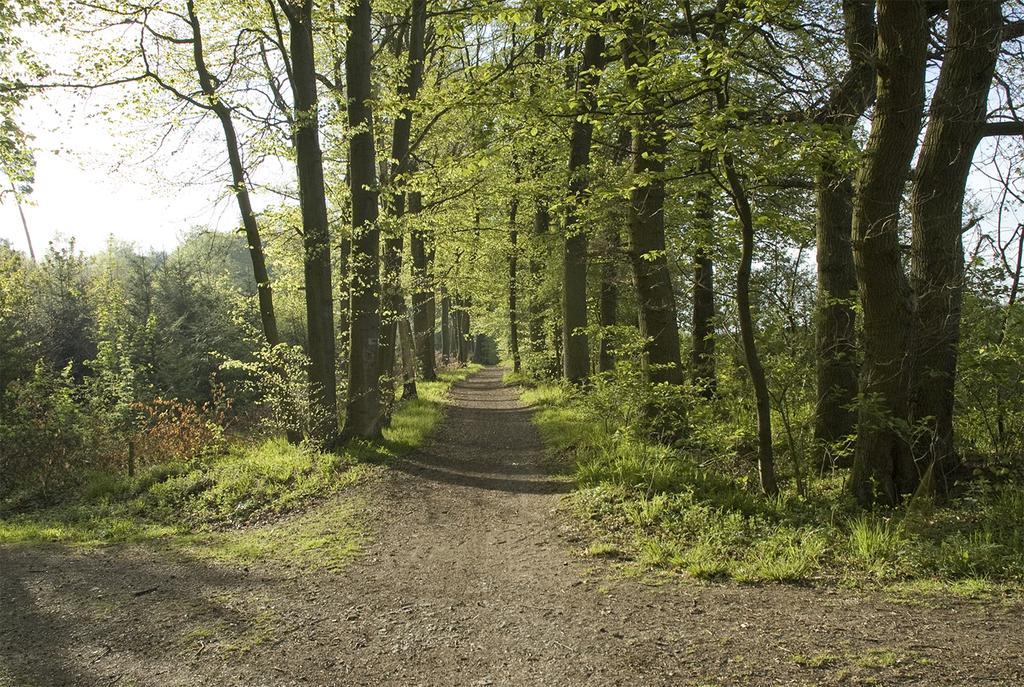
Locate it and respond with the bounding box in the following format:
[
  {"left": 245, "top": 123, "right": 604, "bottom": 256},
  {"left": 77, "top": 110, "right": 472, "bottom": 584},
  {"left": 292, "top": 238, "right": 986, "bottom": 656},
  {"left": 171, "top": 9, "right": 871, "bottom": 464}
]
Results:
[
  {"left": 0, "top": 511, "right": 182, "bottom": 546},
  {"left": 184, "top": 498, "right": 364, "bottom": 571},
  {"left": 527, "top": 377, "right": 1024, "bottom": 594},
  {"left": 583, "top": 541, "right": 623, "bottom": 558},
  {"left": 0, "top": 365, "right": 470, "bottom": 563},
  {"left": 844, "top": 514, "right": 908, "bottom": 578},
  {"left": 791, "top": 651, "right": 841, "bottom": 668}
]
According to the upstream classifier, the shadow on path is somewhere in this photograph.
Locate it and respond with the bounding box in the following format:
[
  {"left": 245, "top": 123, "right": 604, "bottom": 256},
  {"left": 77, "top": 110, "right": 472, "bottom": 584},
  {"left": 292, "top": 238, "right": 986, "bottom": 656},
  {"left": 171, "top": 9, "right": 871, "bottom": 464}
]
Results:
[{"left": 382, "top": 366, "right": 573, "bottom": 495}]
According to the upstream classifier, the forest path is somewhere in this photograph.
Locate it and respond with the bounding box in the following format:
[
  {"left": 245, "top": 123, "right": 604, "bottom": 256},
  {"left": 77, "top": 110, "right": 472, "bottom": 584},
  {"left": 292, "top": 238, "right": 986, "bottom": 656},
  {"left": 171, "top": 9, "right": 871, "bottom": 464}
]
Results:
[{"left": 3, "top": 366, "right": 1023, "bottom": 686}]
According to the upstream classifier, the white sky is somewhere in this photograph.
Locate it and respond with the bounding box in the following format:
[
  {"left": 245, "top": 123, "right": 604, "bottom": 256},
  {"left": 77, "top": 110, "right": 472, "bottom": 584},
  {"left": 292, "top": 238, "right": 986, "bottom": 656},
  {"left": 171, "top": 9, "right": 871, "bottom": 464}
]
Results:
[{"left": 0, "top": 91, "right": 242, "bottom": 256}]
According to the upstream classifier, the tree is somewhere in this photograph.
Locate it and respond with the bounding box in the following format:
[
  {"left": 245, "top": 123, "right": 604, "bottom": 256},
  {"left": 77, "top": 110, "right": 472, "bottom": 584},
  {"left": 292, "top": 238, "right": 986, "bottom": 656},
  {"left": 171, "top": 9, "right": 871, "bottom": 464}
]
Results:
[
  {"left": 508, "top": 197, "right": 522, "bottom": 373},
  {"left": 343, "top": 0, "right": 384, "bottom": 440},
  {"left": 812, "top": 0, "right": 875, "bottom": 467},
  {"left": 620, "top": 5, "right": 683, "bottom": 386},
  {"left": 690, "top": 157, "right": 716, "bottom": 398},
  {"left": 909, "top": 0, "right": 1004, "bottom": 489},
  {"left": 278, "top": 0, "right": 339, "bottom": 448},
  {"left": 179, "top": 0, "right": 282, "bottom": 350},
  {"left": 380, "top": 0, "right": 431, "bottom": 405},
  {"left": 849, "top": 0, "right": 929, "bottom": 507},
  {"left": 561, "top": 30, "right": 604, "bottom": 384}
]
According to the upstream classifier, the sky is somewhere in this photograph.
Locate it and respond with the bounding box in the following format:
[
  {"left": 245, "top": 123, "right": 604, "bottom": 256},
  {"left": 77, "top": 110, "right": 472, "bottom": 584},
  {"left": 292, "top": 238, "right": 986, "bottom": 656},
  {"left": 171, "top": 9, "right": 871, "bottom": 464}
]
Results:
[{"left": 0, "top": 92, "right": 240, "bottom": 257}]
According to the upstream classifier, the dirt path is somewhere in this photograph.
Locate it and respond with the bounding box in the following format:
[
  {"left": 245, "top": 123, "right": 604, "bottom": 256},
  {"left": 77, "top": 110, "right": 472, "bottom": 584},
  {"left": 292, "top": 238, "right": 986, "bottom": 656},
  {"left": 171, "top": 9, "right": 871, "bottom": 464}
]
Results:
[{"left": 2, "top": 367, "right": 1022, "bottom": 686}]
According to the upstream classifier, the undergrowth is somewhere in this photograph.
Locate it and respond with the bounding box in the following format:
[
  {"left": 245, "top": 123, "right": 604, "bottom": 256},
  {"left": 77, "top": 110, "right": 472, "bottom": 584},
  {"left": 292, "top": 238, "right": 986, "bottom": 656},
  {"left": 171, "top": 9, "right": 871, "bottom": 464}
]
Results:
[
  {"left": 0, "top": 365, "right": 479, "bottom": 569},
  {"left": 520, "top": 378, "right": 1024, "bottom": 595}
]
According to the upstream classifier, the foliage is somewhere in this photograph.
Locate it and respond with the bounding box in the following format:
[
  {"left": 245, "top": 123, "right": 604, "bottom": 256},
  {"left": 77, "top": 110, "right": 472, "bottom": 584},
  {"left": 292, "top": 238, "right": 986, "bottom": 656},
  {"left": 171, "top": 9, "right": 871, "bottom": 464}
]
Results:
[
  {"left": 0, "top": 361, "right": 95, "bottom": 497},
  {"left": 220, "top": 341, "right": 313, "bottom": 439},
  {"left": 0, "top": 366, "right": 473, "bottom": 556},
  {"left": 527, "top": 380, "right": 1024, "bottom": 591}
]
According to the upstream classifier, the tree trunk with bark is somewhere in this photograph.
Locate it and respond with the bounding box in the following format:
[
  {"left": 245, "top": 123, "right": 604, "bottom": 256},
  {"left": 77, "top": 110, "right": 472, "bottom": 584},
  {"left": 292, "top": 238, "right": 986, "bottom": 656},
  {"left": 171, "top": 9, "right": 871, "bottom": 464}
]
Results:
[
  {"left": 909, "top": 0, "right": 1003, "bottom": 491},
  {"left": 562, "top": 31, "right": 605, "bottom": 384},
  {"left": 441, "top": 292, "right": 452, "bottom": 363},
  {"left": 342, "top": 0, "right": 383, "bottom": 440},
  {"left": 528, "top": 3, "right": 550, "bottom": 360},
  {"left": 691, "top": 247, "right": 716, "bottom": 399},
  {"left": 814, "top": 166, "right": 859, "bottom": 465},
  {"left": 458, "top": 304, "right": 471, "bottom": 364},
  {"left": 723, "top": 153, "right": 779, "bottom": 496},
  {"left": 598, "top": 225, "right": 619, "bottom": 373},
  {"left": 813, "top": 0, "right": 876, "bottom": 467},
  {"left": 509, "top": 198, "right": 522, "bottom": 373},
  {"left": 378, "top": 233, "right": 403, "bottom": 411},
  {"left": 849, "top": 0, "right": 928, "bottom": 507},
  {"left": 279, "top": 0, "right": 338, "bottom": 448},
  {"left": 529, "top": 207, "right": 550, "bottom": 356},
  {"left": 187, "top": 0, "right": 280, "bottom": 348},
  {"left": 691, "top": 156, "right": 717, "bottom": 398},
  {"left": 621, "top": 19, "right": 683, "bottom": 386},
  {"left": 337, "top": 236, "right": 351, "bottom": 377},
  {"left": 398, "top": 314, "right": 417, "bottom": 399},
  {"left": 410, "top": 189, "right": 436, "bottom": 381},
  {"left": 378, "top": 0, "right": 427, "bottom": 408}
]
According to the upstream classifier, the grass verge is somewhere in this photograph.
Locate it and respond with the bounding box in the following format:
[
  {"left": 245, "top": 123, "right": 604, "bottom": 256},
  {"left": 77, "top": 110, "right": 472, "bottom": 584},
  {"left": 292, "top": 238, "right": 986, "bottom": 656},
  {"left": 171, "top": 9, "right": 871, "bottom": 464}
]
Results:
[
  {"left": 519, "top": 379, "right": 1024, "bottom": 596},
  {"left": 0, "top": 364, "right": 480, "bottom": 570}
]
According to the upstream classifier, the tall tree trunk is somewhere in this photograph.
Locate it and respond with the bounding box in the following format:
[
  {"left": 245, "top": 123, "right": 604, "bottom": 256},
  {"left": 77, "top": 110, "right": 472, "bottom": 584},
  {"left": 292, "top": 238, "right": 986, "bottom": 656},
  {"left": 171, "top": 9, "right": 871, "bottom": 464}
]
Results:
[
  {"left": 380, "top": 0, "right": 429, "bottom": 400},
  {"left": 622, "top": 19, "right": 683, "bottom": 386},
  {"left": 552, "top": 318, "right": 563, "bottom": 375},
  {"left": 528, "top": 2, "right": 550, "bottom": 360},
  {"left": 458, "top": 303, "right": 471, "bottom": 363},
  {"left": 398, "top": 313, "right": 417, "bottom": 399},
  {"left": 691, "top": 155, "right": 717, "bottom": 397},
  {"left": 813, "top": 0, "right": 876, "bottom": 467},
  {"left": 342, "top": 0, "right": 383, "bottom": 440},
  {"left": 598, "top": 225, "right": 619, "bottom": 373},
  {"left": 187, "top": 0, "right": 279, "bottom": 348},
  {"left": 598, "top": 129, "right": 631, "bottom": 375},
  {"left": 562, "top": 31, "right": 604, "bottom": 384},
  {"left": 378, "top": 234, "right": 403, "bottom": 409},
  {"left": 723, "top": 154, "right": 779, "bottom": 497},
  {"left": 909, "top": 0, "right": 1003, "bottom": 491},
  {"left": 451, "top": 298, "right": 462, "bottom": 363},
  {"left": 509, "top": 198, "right": 522, "bottom": 373},
  {"left": 849, "top": 0, "right": 928, "bottom": 507},
  {"left": 441, "top": 292, "right": 452, "bottom": 363},
  {"left": 528, "top": 206, "right": 550, "bottom": 355},
  {"left": 337, "top": 236, "right": 351, "bottom": 377},
  {"left": 279, "top": 0, "right": 338, "bottom": 447},
  {"left": 814, "top": 167, "right": 859, "bottom": 465},
  {"left": 410, "top": 189, "right": 437, "bottom": 381},
  {"left": 691, "top": 247, "right": 716, "bottom": 398}
]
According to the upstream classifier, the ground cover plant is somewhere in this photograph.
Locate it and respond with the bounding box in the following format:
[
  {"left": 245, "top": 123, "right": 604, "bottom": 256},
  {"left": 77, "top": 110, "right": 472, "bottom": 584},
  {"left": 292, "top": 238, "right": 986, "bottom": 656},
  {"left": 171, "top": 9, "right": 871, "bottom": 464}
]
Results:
[
  {"left": 0, "top": 366, "right": 479, "bottom": 568},
  {"left": 519, "top": 371, "right": 1024, "bottom": 595}
]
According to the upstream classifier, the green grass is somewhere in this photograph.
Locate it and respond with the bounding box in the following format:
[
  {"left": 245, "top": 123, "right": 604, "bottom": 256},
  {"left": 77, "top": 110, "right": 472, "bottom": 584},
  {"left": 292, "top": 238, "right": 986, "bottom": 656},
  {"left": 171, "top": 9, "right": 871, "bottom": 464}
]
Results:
[
  {"left": 791, "top": 651, "right": 841, "bottom": 668},
  {"left": 0, "top": 365, "right": 479, "bottom": 569},
  {"left": 524, "top": 379, "right": 1024, "bottom": 594},
  {"left": 0, "top": 438, "right": 368, "bottom": 548}
]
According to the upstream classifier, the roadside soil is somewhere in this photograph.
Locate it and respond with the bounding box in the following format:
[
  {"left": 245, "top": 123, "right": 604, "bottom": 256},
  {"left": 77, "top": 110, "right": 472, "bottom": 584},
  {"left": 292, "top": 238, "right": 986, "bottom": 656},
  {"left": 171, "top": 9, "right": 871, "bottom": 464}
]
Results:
[{"left": 2, "top": 366, "right": 1022, "bottom": 686}]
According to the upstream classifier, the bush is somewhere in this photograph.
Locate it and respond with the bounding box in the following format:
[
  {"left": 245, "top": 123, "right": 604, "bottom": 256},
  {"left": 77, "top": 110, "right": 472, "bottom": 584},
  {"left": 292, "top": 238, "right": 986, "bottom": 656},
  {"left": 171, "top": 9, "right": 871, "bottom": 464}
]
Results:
[
  {"left": 0, "top": 362, "right": 100, "bottom": 498},
  {"left": 132, "top": 395, "right": 227, "bottom": 466}
]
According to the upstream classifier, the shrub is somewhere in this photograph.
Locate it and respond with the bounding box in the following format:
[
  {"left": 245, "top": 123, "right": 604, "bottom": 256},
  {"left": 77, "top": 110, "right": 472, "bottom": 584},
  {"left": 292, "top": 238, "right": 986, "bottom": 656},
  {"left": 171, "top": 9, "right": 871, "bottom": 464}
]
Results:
[
  {"left": 0, "top": 362, "right": 98, "bottom": 498},
  {"left": 132, "top": 395, "right": 227, "bottom": 466}
]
